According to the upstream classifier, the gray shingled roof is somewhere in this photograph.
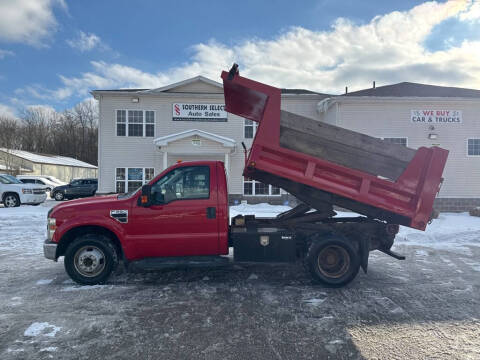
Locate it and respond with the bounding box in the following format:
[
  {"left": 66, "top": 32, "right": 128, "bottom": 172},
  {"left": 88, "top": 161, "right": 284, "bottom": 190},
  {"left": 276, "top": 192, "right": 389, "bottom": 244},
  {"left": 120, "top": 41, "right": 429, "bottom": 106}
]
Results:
[
  {"left": 92, "top": 89, "right": 148, "bottom": 92},
  {"left": 281, "top": 88, "right": 329, "bottom": 96},
  {"left": 344, "top": 82, "right": 480, "bottom": 98},
  {"left": 93, "top": 87, "right": 326, "bottom": 95}
]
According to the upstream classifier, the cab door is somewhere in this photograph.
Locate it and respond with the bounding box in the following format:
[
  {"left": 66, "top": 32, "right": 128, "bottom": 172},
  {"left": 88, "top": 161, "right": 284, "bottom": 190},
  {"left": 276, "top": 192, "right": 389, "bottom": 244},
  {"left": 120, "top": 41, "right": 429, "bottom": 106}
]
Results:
[{"left": 128, "top": 164, "right": 219, "bottom": 258}]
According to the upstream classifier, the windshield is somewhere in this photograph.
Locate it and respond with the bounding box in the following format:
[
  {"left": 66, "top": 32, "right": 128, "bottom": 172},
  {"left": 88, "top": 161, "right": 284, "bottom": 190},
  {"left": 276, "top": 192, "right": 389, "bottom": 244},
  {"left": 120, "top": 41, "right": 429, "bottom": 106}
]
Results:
[
  {"left": 46, "top": 176, "right": 63, "bottom": 184},
  {"left": 0, "top": 174, "right": 22, "bottom": 184}
]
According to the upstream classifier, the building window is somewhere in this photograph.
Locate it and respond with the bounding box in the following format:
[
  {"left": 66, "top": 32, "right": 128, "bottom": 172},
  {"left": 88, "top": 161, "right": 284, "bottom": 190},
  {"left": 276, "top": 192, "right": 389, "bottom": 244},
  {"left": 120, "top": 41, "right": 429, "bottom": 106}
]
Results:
[
  {"left": 468, "top": 138, "right": 480, "bottom": 156},
  {"left": 116, "top": 110, "right": 126, "bottom": 136},
  {"left": 116, "top": 110, "right": 155, "bottom": 137},
  {"left": 128, "top": 110, "right": 143, "bottom": 137},
  {"left": 115, "top": 168, "right": 126, "bottom": 193},
  {"left": 115, "top": 167, "right": 154, "bottom": 193},
  {"left": 145, "top": 111, "right": 155, "bottom": 137},
  {"left": 382, "top": 137, "right": 408, "bottom": 146},
  {"left": 243, "top": 178, "right": 281, "bottom": 196},
  {"left": 244, "top": 119, "right": 258, "bottom": 139}
]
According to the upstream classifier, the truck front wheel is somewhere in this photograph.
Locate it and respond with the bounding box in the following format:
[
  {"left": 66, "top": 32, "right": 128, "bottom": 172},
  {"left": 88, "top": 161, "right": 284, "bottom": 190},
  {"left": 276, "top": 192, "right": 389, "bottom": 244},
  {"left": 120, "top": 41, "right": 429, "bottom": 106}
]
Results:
[
  {"left": 305, "top": 236, "right": 360, "bottom": 287},
  {"left": 64, "top": 234, "right": 118, "bottom": 285}
]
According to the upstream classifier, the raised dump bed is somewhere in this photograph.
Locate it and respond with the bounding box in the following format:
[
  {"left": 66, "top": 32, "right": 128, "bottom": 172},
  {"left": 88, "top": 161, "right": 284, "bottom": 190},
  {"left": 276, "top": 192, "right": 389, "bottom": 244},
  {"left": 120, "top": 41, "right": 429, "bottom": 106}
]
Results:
[{"left": 221, "top": 65, "right": 449, "bottom": 230}]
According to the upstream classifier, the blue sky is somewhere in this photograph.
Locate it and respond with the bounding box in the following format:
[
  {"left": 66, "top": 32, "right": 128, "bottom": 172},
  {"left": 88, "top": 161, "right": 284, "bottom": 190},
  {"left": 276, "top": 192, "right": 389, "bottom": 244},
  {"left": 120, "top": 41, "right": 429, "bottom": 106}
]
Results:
[{"left": 0, "top": 0, "right": 479, "bottom": 117}]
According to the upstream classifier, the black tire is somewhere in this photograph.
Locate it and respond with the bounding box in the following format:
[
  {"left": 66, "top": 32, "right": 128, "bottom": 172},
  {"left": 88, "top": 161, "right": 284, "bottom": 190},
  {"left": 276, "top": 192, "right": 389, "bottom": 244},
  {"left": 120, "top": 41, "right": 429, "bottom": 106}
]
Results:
[
  {"left": 53, "top": 191, "right": 64, "bottom": 201},
  {"left": 3, "top": 193, "right": 20, "bottom": 207},
  {"left": 64, "top": 234, "right": 118, "bottom": 285},
  {"left": 305, "top": 235, "right": 360, "bottom": 287}
]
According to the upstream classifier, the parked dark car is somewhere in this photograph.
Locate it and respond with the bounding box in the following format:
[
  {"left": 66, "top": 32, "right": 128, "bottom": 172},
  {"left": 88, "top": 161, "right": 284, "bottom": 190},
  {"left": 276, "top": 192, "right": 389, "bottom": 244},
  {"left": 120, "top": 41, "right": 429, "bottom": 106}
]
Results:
[{"left": 52, "top": 178, "right": 98, "bottom": 201}]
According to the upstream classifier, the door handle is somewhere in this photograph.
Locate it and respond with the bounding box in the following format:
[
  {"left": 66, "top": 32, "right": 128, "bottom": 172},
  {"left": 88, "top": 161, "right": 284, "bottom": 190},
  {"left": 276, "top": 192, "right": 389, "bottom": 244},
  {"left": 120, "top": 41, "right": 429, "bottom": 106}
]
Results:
[{"left": 206, "top": 207, "right": 216, "bottom": 219}]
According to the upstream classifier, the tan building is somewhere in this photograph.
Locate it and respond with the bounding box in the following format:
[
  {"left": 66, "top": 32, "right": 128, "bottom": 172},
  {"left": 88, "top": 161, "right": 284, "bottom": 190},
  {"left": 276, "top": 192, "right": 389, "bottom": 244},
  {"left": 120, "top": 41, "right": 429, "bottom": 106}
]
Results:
[
  {"left": 93, "top": 77, "right": 480, "bottom": 211},
  {"left": 0, "top": 148, "right": 98, "bottom": 182}
]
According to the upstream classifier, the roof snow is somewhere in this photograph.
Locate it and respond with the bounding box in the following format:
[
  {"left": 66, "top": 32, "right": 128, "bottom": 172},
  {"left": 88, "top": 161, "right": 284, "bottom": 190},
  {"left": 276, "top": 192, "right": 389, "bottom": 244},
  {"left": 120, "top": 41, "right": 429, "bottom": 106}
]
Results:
[{"left": 0, "top": 148, "right": 97, "bottom": 169}]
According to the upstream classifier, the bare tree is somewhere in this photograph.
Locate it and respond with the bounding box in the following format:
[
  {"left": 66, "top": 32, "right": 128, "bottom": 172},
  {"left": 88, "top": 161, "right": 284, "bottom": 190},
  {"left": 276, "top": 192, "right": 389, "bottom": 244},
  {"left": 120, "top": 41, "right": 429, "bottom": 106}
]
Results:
[
  {"left": 0, "top": 117, "right": 23, "bottom": 174},
  {"left": 0, "top": 100, "right": 99, "bottom": 168}
]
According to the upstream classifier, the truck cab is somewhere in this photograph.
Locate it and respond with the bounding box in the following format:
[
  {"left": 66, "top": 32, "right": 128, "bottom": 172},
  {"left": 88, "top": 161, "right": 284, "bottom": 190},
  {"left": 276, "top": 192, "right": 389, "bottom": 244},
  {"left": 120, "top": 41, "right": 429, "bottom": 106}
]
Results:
[{"left": 44, "top": 161, "right": 229, "bottom": 284}]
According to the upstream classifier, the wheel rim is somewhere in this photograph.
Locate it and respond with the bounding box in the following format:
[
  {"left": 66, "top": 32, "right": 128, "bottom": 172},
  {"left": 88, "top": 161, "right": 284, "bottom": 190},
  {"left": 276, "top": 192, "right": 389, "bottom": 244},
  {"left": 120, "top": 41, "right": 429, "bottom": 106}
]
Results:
[
  {"left": 55, "top": 192, "right": 63, "bottom": 200},
  {"left": 317, "top": 245, "right": 350, "bottom": 279},
  {"left": 73, "top": 246, "right": 106, "bottom": 277},
  {"left": 4, "top": 195, "right": 17, "bottom": 207}
]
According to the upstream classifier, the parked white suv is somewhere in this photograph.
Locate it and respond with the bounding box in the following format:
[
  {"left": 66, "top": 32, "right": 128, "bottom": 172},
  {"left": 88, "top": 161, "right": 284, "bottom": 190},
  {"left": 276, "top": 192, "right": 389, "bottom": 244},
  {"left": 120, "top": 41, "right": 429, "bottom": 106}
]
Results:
[
  {"left": 17, "top": 175, "right": 61, "bottom": 193},
  {"left": 41, "top": 175, "right": 66, "bottom": 186},
  {"left": 0, "top": 174, "right": 47, "bottom": 207}
]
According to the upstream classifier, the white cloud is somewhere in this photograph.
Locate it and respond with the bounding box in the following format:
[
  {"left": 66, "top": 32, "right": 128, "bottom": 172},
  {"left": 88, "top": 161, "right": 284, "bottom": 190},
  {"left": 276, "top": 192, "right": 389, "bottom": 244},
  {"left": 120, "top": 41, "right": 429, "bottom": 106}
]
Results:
[
  {"left": 0, "top": 103, "right": 17, "bottom": 118},
  {"left": 0, "top": 49, "right": 14, "bottom": 59},
  {"left": 66, "top": 31, "right": 103, "bottom": 52},
  {"left": 459, "top": 0, "right": 480, "bottom": 21},
  {"left": 18, "top": 0, "right": 480, "bottom": 102},
  {"left": 0, "top": 0, "right": 66, "bottom": 47},
  {"left": 26, "top": 104, "right": 57, "bottom": 117}
]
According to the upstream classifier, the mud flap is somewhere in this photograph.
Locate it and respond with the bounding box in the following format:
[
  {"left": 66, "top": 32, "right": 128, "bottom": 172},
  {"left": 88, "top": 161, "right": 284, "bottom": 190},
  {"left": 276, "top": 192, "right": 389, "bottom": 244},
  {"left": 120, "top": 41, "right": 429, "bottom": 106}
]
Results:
[{"left": 359, "top": 238, "right": 370, "bottom": 273}]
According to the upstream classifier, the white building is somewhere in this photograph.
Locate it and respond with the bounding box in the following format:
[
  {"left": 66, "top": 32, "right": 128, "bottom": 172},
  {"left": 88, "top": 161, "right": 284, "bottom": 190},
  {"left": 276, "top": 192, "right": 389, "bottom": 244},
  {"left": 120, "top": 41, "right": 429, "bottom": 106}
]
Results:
[
  {"left": 92, "top": 77, "right": 480, "bottom": 211},
  {"left": 0, "top": 148, "right": 98, "bottom": 182}
]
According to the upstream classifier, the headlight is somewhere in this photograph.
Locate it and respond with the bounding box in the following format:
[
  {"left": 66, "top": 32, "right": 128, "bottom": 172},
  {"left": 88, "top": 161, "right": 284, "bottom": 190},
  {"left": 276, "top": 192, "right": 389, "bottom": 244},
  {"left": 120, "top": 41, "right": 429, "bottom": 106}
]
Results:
[
  {"left": 22, "top": 188, "right": 33, "bottom": 194},
  {"left": 47, "top": 218, "right": 56, "bottom": 240}
]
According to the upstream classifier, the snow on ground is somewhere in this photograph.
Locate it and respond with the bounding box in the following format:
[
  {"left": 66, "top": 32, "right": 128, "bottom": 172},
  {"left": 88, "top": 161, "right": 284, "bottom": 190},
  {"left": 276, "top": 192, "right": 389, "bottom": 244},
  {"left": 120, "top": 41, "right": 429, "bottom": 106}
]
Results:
[
  {"left": 0, "top": 200, "right": 52, "bottom": 256},
  {"left": 1, "top": 201, "right": 479, "bottom": 254},
  {"left": 1, "top": 201, "right": 480, "bottom": 359},
  {"left": 395, "top": 212, "right": 480, "bottom": 254},
  {"left": 24, "top": 322, "right": 61, "bottom": 338},
  {"left": 230, "top": 202, "right": 291, "bottom": 219}
]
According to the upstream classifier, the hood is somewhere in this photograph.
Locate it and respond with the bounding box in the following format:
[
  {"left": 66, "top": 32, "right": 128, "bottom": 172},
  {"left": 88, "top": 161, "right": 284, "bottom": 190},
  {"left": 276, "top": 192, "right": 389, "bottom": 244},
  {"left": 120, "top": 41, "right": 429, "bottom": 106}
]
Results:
[
  {"left": 49, "top": 193, "right": 131, "bottom": 225},
  {"left": 51, "top": 194, "right": 119, "bottom": 212},
  {"left": 53, "top": 184, "right": 69, "bottom": 191},
  {"left": 50, "top": 194, "right": 125, "bottom": 219},
  {"left": 4, "top": 183, "right": 45, "bottom": 190}
]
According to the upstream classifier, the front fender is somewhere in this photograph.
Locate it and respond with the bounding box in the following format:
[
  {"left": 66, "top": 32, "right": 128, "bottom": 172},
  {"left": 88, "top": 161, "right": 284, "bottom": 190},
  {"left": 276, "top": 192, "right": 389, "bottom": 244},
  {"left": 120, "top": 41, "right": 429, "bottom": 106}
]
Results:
[{"left": 53, "top": 215, "right": 126, "bottom": 248}]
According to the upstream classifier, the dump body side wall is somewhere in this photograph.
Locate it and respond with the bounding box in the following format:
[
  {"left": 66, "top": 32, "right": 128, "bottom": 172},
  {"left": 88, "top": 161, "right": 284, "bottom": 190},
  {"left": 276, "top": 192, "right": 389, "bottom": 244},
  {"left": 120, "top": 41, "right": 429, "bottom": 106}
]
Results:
[{"left": 221, "top": 70, "right": 449, "bottom": 230}]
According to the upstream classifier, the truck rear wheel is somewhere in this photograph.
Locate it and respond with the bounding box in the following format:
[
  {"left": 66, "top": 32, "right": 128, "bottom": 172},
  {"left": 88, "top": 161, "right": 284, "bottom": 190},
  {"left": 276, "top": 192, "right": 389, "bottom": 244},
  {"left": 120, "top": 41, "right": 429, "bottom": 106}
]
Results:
[
  {"left": 64, "top": 234, "right": 118, "bottom": 285},
  {"left": 305, "top": 236, "right": 360, "bottom": 287}
]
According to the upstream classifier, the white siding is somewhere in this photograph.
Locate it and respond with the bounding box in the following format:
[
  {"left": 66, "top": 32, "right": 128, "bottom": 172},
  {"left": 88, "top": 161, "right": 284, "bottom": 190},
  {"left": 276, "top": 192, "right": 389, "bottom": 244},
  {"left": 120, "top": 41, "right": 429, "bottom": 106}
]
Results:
[
  {"left": 97, "top": 84, "right": 326, "bottom": 195},
  {"left": 331, "top": 98, "right": 480, "bottom": 198},
  {"left": 98, "top": 80, "right": 480, "bottom": 200}
]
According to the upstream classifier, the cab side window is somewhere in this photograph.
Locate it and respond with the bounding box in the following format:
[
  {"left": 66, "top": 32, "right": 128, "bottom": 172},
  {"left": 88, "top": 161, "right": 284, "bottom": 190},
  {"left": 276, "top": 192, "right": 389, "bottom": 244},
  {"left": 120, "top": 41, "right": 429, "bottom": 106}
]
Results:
[{"left": 151, "top": 166, "right": 210, "bottom": 204}]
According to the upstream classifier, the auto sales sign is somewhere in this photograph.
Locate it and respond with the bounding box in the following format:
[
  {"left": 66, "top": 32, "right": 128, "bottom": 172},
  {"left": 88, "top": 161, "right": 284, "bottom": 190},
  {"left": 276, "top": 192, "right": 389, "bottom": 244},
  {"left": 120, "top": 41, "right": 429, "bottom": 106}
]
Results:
[
  {"left": 411, "top": 110, "right": 462, "bottom": 124},
  {"left": 172, "top": 103, "right": 227, "bottom": 122}
]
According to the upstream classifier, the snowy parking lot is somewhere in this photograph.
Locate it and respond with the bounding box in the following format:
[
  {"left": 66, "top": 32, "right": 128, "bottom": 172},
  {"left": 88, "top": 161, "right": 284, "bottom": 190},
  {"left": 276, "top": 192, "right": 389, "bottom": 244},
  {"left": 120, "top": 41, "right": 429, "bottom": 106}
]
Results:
[{"left": 0, "top": 200, "right": 479, "bottom": 359}]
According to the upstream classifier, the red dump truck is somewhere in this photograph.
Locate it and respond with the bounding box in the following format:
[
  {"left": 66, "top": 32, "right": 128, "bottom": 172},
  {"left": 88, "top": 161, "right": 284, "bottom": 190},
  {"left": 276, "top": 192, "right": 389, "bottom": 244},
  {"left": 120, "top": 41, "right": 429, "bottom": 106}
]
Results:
[{"left": 43, "top": 65, "right": 448, "bottom": 287}]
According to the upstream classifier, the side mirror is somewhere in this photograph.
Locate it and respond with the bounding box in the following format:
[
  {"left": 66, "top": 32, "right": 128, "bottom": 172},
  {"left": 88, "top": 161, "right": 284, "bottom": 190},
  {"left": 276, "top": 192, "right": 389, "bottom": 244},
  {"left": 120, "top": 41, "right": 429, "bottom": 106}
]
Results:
[{"left": 138, "top": 184, "right": 152, "bottom": 207}]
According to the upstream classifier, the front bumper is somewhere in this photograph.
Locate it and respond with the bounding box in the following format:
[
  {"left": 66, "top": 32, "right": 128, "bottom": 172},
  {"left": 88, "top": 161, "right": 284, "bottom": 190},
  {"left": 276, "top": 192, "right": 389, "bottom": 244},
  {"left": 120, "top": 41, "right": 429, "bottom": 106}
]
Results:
[
  {"left": 22, "top": 193, "right": 47, "bottom": 205},
  {"left": 43, "top": 240, "right": 58, "bottom": 261}
]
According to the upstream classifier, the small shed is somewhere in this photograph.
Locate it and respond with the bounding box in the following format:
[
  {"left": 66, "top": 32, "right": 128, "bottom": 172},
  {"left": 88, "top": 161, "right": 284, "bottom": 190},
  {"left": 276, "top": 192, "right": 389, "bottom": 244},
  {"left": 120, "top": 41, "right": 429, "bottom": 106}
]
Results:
[{"left": 0, "top": 148, "right": 97, "bottom": 182}]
